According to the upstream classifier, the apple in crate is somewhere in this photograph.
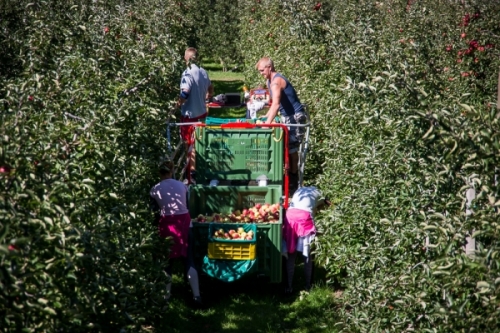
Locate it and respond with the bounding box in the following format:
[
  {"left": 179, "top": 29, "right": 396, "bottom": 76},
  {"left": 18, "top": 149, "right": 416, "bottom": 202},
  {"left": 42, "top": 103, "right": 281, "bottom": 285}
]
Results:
[{"left": 246, "top": 231, "right": 254, "bottom": 240}]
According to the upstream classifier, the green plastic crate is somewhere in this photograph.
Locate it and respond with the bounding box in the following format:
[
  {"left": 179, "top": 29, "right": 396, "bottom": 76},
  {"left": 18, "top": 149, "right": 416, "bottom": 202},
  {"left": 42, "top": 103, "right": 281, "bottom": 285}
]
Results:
[
  {"left": 189, "top": 185, "right": 283, "bottom": 283},
  {"left": 207, "top": 223, "right": 257, "bottom": 260},
  {"left": 192, "top": 222, "right": 282, "bottom": 283},
  {"left": 205, "top": 117, "right": 249, "bottom": 125},
  {"left": 189, "top": 185, "right": 283, "bottom": 216},
  {"left": 194, "top": 127, "right": 284, "bottom": 184}
]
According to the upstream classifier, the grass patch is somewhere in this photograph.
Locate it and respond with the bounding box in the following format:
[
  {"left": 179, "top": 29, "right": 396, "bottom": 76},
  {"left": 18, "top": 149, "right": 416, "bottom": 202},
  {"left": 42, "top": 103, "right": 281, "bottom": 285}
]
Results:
[
  {"left": 203, "top": 61, "right": 244, "bottom": 81},
  {"left": 208, "top": 106, "right": 247, "bottom": 118},
  {"left": 208, "top": 70, "right": 244, "bottom": 82},
  {"left": 208, "top": 70, "right": 247, "bottom": 118},
  {"left": 211, "top": 80, "right": 245, "bottom": 95},
  {"left": 146, "top": 262, "right": 343, "bottom": 333}
]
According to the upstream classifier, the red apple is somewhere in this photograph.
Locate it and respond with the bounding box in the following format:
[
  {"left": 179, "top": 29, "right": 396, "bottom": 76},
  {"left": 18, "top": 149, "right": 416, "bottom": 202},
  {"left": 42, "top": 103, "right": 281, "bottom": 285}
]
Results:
[{"left": 0, "top": 165, "right": 12, "bottom": 174}]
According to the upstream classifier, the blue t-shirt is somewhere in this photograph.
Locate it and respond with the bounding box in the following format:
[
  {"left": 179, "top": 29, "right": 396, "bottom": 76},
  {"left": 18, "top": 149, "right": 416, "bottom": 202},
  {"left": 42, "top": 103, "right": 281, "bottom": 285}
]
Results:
[
  {"left": 180, "top": 64, "right": 211, "bottom": 119},
  {"left": 267, "top": 73, "right": 304, "bottom": 116}
]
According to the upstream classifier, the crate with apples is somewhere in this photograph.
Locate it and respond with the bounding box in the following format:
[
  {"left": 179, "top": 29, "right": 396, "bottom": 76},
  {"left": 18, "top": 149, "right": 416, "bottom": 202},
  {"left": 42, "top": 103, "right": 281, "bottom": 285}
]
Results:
[
  {"left": 207, "top": 223, "right": 258, "bottom": 260},
  {"left": 212, "top": 227, "right": 255, "bottom": 241},
  {"left": 190, "top": 185, "right": 283, "bottom": 282},
  {"left": 194, "top": 202, "right": 281, "bottom": 223}
]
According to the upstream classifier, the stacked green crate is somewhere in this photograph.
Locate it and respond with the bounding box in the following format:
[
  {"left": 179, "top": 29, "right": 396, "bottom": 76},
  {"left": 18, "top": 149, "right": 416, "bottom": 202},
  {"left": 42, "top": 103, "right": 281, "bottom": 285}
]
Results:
[
  {"left": 189, "top": 185, "right": 282, "bottom": 215},
  {"left": 190, "top": 124, "right": 285, "bottom": 283},
  {"left": 192, "top": 222, "right": 282, "bottom": 283},
  {"left": 194, "top": 126, "right": 284, "bottom": 184},
  {"left": 189, "top": 185, "right": 283, "bottom": 283}
]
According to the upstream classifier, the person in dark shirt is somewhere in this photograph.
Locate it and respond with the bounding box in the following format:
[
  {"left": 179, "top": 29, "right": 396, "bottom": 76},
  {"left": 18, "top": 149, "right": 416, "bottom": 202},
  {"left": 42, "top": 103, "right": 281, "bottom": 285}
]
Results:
[{"left": 256, "top": 57, "right": 307, "bottom": 194}]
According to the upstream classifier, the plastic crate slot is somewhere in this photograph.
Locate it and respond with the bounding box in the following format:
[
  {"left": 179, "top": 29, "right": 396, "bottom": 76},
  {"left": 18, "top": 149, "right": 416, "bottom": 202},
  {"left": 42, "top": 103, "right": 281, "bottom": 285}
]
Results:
[{"left": 195, "top": 128, "right": 284, "bottom": 183}]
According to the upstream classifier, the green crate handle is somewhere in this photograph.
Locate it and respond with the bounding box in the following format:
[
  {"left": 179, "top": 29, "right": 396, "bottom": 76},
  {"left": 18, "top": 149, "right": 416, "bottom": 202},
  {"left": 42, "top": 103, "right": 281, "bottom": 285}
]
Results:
[{"left": 272, "top": 128, "right": 283, "bottom": 142}]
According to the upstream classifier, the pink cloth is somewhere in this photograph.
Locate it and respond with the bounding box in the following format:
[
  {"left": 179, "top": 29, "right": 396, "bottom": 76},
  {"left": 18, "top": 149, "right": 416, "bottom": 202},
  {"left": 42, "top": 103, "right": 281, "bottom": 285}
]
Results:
[
  {"left": 283, "top": 208, "right": 316, "bottom": 254},
  {"left": 158, "top": 213, "right": 191, "bottom": 258}
]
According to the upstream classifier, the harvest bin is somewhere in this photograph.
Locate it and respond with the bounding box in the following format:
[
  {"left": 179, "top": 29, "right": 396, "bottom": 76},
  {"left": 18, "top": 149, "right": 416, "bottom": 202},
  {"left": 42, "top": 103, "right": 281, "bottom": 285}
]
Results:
[
  {"left": 194, "top": 126, "right": 284, "bottom": 185},
  {"left": 190, "top": 185, "right": 283, "bottom": 283},
  {"left": 207, "top": 223, "right": 257, "bottom": 260}
]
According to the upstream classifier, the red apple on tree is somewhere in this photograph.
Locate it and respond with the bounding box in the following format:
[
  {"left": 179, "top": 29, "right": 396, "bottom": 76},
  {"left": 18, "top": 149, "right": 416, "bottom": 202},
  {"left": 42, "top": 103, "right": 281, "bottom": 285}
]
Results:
[{"left": 0, "top": 165, "right": 12, "bottom": 174}]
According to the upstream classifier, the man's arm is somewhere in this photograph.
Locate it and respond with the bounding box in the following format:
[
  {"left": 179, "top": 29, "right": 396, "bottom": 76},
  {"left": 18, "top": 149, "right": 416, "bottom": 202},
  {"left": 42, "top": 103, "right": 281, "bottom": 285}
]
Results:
[
  {"left": 206, "top": 83, "right": 214, "bottom": 100},
  {"left": 313, "top": 193, "right": 331, "bottom": 215},
  {"left": 177, "top": 72, "right": 193, "bottom": 109},
  {"left": 177, "top": 90, "right": 189, "bottom": 109},
  {"left": 265, "top": 78, "right": 283, "bottom": 124}
]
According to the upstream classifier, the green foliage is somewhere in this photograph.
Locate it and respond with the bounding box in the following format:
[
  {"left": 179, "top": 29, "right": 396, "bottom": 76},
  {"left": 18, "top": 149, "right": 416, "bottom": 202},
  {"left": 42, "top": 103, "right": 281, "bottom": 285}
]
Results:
[
  {"left": 2, "top": 0, "right": 500, "bottom": 331},
  {"left": 0, "top": 0, "right": 190, "bottom": 331},
  {"left": 238, "top": 0, "right": 500, "bottom": 331},
  {"left": 172, "top": 0, "right": 242, "bottom": 71},
  {"left": 197, "top": 1, "right": 243, "bottom": 71}
]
